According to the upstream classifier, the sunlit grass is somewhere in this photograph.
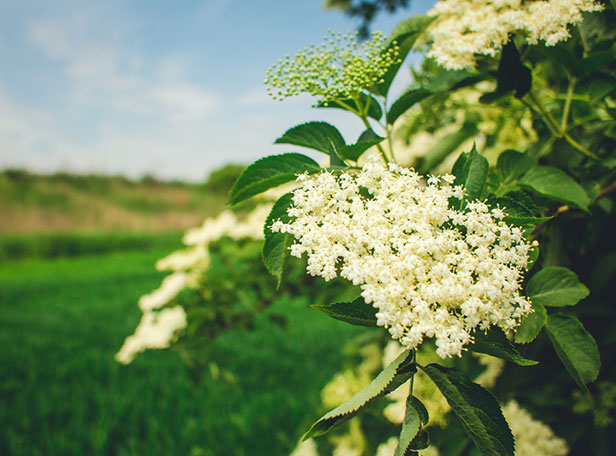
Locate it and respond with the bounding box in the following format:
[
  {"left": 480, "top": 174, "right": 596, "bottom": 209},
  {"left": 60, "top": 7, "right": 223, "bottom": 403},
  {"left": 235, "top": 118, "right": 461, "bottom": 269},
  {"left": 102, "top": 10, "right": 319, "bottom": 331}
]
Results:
[{"left": 0, "top": 244, "right": 362, "bottom": 455}]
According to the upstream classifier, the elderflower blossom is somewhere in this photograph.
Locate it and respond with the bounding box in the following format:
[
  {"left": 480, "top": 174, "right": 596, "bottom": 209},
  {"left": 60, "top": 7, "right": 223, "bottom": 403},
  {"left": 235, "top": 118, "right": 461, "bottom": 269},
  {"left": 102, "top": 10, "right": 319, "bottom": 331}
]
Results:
[
  {"left": 115, "top": 306, "right": 187, "bottom": 364},
  {"left": 272, "top": 161, "right": 534, "bottom": 358},
  {"left": 117, "top": 205, "right": 272, "bottom": 364},
  {"left": 264, "top": 30, "right": 399, "bottom": 104},
  {"left": 427, "top": 0, "right": 603, "bottom": 69},
  {"left": 503, "top": 400, "right": 569, "bottom": 456}
]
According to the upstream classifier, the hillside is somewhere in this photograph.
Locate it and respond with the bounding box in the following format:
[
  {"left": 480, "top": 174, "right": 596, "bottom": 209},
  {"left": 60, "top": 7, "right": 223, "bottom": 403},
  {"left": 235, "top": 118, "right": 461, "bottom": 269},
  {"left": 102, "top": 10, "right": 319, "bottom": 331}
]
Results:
[{"left": 0, "top": 169, "right": 239, "bottom": 233}]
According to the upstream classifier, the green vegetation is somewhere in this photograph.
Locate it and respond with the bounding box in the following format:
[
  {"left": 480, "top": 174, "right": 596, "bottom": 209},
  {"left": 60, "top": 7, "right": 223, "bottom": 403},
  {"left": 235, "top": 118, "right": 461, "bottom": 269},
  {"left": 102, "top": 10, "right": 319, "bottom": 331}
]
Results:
[
  {"left": 0, "top": 243, "right": 363, "bottom": 455},
  {"left": 0, "top": 231, "right": 184, "bottom": 261},
  {"left": 0, "top": 169, "right": 228, "bottom": 233}
]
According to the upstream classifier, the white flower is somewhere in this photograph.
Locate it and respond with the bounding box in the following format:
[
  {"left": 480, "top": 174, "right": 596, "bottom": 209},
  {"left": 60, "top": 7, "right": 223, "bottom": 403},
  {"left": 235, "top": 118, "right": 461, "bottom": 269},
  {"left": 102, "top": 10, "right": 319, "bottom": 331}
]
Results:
[
  {"left": 273, "top": 161, "right": 533, "bottom": 358},
  {"left": 503, "top": 400, "right": 569, "bottom": 456},
  {"left": 138, "top": 272, "right": 188, "bottom": 312},
  {"left": 427, "top": 0, "right": 603, "bottom": 69},
  {"left": 156, "top": 245, "right": 209, "bottom": 272},
  {"left": 290, "top": 438, "right": 320, "bottom": 456},
  {"left": 115, "top": 306, "right": 187, "bottom": 364}
]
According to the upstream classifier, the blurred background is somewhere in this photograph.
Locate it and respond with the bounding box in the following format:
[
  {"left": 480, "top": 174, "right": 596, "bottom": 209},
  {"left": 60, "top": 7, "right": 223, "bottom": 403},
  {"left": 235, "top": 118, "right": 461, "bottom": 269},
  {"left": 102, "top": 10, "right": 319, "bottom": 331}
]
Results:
[{"left": 0, "top": 1, "right": 430, "bottom": 455}]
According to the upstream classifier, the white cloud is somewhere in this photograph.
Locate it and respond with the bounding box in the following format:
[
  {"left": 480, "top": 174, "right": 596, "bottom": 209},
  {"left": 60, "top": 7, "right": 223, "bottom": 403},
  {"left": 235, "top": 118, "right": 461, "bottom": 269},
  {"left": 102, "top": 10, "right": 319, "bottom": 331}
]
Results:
[{"left": 149, "top": 84, "right": 220, "bottom": 122}]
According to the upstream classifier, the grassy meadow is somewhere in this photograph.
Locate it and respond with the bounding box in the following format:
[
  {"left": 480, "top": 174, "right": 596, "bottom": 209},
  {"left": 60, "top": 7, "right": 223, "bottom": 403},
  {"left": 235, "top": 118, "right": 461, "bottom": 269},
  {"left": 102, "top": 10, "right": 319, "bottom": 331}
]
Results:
[{"left": 0, "top": 170, "right": 363, "bottom": 455}]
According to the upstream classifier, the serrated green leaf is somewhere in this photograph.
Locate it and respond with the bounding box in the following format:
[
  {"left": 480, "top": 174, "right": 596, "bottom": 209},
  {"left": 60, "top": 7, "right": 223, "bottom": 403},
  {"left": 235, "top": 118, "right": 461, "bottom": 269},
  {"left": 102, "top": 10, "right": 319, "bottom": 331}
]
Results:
[
  {"left": 514, "top": 300, "right": 547, "bottom": 344},
  {"left": 452, "top": 146, "right": 489, "bottom": 207},
  {"left": 471, "top": 327, "right": 537, "bottom": 366},
  {"left": 497, "top": 150, "right": 534, "bottom": 184},
  {"left": 274, "top": 122, "right": 346, "bottom": 167},
  {"left": 387, "top": 88, "right": 433, "bottom": 125},
  {"left": 303, "top": 349, "right": 416, "bottom": 440},
  {"left": 395, "top": 395, "right": 422, "bottom": 456},
  {"left": 318, "top": 93, "right": 383, "bottom": 120},
  {"left": 262, "top": 193, "right": 295, "bottom": 287},
  {"left": 518, "top": 166, "right": 591, "bottom": 211},
  {"left": 339, "top": 129, "right": 385, "bottom": 161},
  {"left": 545, "top": 313, "right": 600, "bottom": 390},
  {"left": 526, "top": 266, "right": 590, "bottom": 307},
  {"left": 230, "top": 153, "right": 320, "bottom": 205},
  {"left": 311, "top": 297, "right": 377, "bottom": 327},
  {"left": 412, "top": 396, "right": 429, "bottom": 426},
  {"left": 419, "top": 123, "right": 478, "bottom": 174},
  {"left": 420, "top": 364, "right": 514, "bottom": 456},
  {"left": 377, "top": 15, "right": 435, "bottom": 97}
]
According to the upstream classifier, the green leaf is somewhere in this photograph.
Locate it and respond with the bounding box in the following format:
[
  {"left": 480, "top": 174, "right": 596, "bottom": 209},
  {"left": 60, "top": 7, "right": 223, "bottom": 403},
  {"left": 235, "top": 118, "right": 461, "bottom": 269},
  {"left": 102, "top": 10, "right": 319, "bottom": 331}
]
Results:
[
  {"left": 588, "top": 77, "right": 616, "bottom": 104},
  {"left": 311, "top": 297, "right": 377, "bottom": 327},
  {"left": 318, "top": 94, "right": 383, "bottom": 120},
  {"left": 526, "top": 266, "right": 590, "bottom": 307},
  {"left": 377, "top": 15, "right": 436, "bottom": 97},
  {"left": 425, "top": 71, "right": 484, "bottom": 93},
  {"left": 545, "top": 313, "right": 600, "bottom": 390},
  {"left": 419, "top": 122, "right": 478, "bottom": 174},
  {"left": 411, "top": 397, "right": 429, "bottom": 426},
  {"left": 387, "top": 88, "right": 433, "bottom": 125},
  {"left": 230, "top": 153, "right": 320, "bottom": 205},
  {"left": 262, "top": 193, "right": 295, "bottom": 287},
  {"left": 471, "top": 327, "right": 538, "bottom": 366},
  {"left": 518, "top": 166, "right": 591, "bottom": 211},
  {"left": 535, "top": 45, "right": 577, "bottom": 74},
  {"left": 573, "top": 45, "right": 616, "bottom": 77},
  {"left": 451, "top": 146, "right": 489, "bottom": 206},
  {"left": 497, "top": 150, "right": 534, "bottom": 184},
  {"left": 339, "top": 129, "right": 385, "bottom": 161},
  {"left": 409, "top": 430, "right": 430, "bottom": 451},
  {"left": 514, "top": 300, "right": 547, "bottom": 344},
  {"left": 303, "top": 349, "right": 416, "bottom": 440},
  {"left": 420, "top": 364, "right": 514, "bottom": 456},
  {"left": 274, "top": 122, "right": 346, "bottom": 166},
  {"left": 395, "top": 395, "right": 423, "bottom": 456},
  {"left": 502, "top": 215, "right": 552, "bottom": 226},
  {"left": 491, "top": 192, "right": 537, "bottom": 217}
]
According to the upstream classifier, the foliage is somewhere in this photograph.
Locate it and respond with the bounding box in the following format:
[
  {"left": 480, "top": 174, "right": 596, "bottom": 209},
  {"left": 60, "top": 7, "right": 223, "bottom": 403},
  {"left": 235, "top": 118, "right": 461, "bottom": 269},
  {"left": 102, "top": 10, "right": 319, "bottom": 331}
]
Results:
[
  {"left": 120, "top": 1, "right": 616, "bottom": 455},
  {"left": 0, "top": 231, "right": 183, "bottom": 261},
  {"left": 324, "top": 0, "right": 412, "bottom": 38},
  {"left": 202, "top": 164, "right": 246, "bottom": 194}
]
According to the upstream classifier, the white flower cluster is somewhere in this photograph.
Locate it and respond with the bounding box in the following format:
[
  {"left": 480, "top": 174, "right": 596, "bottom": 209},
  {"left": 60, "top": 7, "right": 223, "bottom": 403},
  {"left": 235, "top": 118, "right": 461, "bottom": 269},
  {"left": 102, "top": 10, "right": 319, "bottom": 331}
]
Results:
[
  {"left": 116, "top": 205, "right": 271, "bottom": 364},
  {"left": 503, "top": 400, "right": 569, "bottom": 456},
  {"left": 115, "top": 306, "right": 187, "bottom": 364},
  {"left": 272, "top": 162, "right": 534, "bottom": 358},
  {"left": 427, "top": 0, "right": 603, "bottom": 69}
]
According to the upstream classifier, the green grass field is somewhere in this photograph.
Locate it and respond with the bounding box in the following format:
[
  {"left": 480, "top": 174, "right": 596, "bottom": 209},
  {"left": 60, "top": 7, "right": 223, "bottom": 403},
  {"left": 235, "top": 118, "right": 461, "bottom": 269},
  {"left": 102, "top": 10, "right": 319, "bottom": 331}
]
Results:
[{"left": 0, "top": 242, "right": 363, "bottom": 455}]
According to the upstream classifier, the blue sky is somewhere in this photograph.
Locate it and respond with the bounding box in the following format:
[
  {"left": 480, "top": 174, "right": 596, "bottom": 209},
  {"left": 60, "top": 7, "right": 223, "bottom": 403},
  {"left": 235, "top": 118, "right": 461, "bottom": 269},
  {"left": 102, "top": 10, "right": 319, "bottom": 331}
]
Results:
[{"left": 0, "top": 0, "right": 433, "bottom": 181}]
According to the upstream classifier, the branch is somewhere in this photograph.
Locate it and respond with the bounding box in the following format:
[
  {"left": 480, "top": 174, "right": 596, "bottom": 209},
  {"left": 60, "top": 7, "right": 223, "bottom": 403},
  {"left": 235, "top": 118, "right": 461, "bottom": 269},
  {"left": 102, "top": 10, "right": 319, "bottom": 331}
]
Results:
[{"left": 532, "top": 180, "right": 616, "bottom": 235}]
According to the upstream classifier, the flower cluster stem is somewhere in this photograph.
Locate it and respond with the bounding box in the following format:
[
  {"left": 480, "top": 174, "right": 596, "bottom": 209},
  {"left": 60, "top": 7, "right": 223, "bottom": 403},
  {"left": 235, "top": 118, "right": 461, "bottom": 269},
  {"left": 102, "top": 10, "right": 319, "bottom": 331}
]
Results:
[{"left": 526, "top": 90, "right": 600, "bottom": 161}]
